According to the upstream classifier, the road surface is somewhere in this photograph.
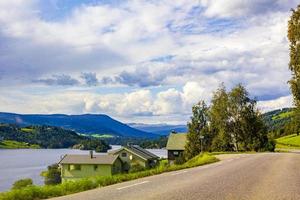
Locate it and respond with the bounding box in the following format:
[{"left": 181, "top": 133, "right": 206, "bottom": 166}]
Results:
[{"left": 51, "top": 153, "right": 300, "bottom": 200}]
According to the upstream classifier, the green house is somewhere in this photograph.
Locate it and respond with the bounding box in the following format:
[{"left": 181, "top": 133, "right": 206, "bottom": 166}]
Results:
[
  {"left": 108, "top": 145, "right": 159, "bottom": 172},
  {"left": 59, "top": 152, "right": 122, "bottom": 182},
  {"left": 166, "top": 132, "right": 187, "bottom": 164}
]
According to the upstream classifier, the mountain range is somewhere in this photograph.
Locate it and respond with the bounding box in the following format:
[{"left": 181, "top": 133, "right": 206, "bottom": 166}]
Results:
[
  {"left": 0, "top": 112, "right": 157, "bottom": 138},
  {"left": 129, "top": 123, "right": 187, "bottom": 135}
]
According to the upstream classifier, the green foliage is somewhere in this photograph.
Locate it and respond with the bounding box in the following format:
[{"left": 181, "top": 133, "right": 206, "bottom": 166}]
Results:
[
  {"left": 129, "top": 164, "right": 146, "bottom": 173},
  {"left": 0, "top": 140, "right": 40, "bottom": 149},
  {"left": 186, "top": 84, "right": 272, "bottom": 153},
  {"left": 43, "top": 164, "right": 61, "bottom": 185},
  {"left": 185, "top": 101, "right": 209, "bottom": 159},
  {"left": 288, "top": 4, "right": 300, "bottom": 137},
  {"left": 0, "top": 154, "right": 218, "bottom": 200},
  {"left": 12, "top": 179, "right": 33, "bottom": 190},
  {"left": 103, "top": 136, "right": 168, "bottom": 149},
  {"left": 288, "top": 4, "right": 300, "bottom": 108},
  {"left": 0, "top": 124, "right": 110, "bottom": 152},
  {"left": 262, "top": 108, "right": 293, "bottom": 138}
]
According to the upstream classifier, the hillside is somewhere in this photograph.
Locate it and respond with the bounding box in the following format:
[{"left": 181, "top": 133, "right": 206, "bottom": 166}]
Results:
[
  {"left": 276, "top": 134, "right": 300, "bottom": 149},
  {"left": 262, "top": 108, "right": 294, "bottom": 136},
  {"left": 0, "top": 113, "right": 157, "bottom": 138},
  {"left": 0, "top": 124, "right": 110, "bottom": 152},
  {"left": 129, "top": 123, "right": 187, "bottom": 135}
]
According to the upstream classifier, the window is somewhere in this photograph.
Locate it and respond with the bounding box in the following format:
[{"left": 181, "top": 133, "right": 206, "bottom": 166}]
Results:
[
  {"left": 121, "top": 152, "right": 127, "bottom": 157},
  {"left": 173, "top": 151, "right": 179, "bottom": 156},
  {"left": 69, "top": 164, "right": 81, "bottom": 171},
  {"left": 94, "top": 165, "right": 98, "bottom": 171}
]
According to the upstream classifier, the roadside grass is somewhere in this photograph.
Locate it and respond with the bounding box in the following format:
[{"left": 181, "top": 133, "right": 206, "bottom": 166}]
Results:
[
  {"left": 0, "top": 140, "right": 40, "bottom": 149},
  {"left": 0, "top": 153, "right": 218, "bottom": 200},
  {"left": 208, "top": 151, "right": 258, "bottom": 156},
  {"left": 276, "top": 134, "right": 300, "bottom": 149}
]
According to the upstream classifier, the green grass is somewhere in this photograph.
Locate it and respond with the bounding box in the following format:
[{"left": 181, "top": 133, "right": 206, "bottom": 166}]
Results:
[
  {"left": 20, "top": 128, "right": 34, "bottom": 133},
  {"left": 276, "top": 134, "right": 300, "bottom": 149},
  {"left": 79, "top": 133, "right": 115, "bottom": 138},
  {"left": 91, "top": 134, "right": 115, "bottom": 138},
  {"left": 0, "top": 153, "right": 218, "bottom": 200},
  {"left": 272, "top": 110, "right": 294, "bottom": 120},
  {"left": 0, "top": 140, "right": 40, "bottom": 149}
]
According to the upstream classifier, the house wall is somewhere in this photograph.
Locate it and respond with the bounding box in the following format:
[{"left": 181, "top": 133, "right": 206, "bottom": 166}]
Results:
[
  {"left": 115, "top": 149, "right": 147, "bottom": 170},
  {"left": 61, "top": 164, "right": 112, "bottom": 182},
  {"left": 168, "top": 150, "right": 184, "bottom": 161}
]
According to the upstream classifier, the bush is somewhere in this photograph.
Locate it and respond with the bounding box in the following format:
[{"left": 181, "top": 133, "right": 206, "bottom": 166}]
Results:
[
  {"left": 12, "top": 179, "right": 33, "bottom": 190},
  {"left": 265, "top": 138, "right": 276, "bottom": 152},
  {"left": 42, "top": 164, "right": 61, "bottom": 185},
  {"left": 129, "top": 164, "right": 146, "bottom": 173}
]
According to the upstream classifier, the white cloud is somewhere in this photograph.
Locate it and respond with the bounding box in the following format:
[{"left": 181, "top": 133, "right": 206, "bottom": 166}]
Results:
[
  {"left": 0, "top": 0, "right": 297, "bottom": 123},
  {"left": 258, "top": 95, "right": 294, "bottom": 112}
]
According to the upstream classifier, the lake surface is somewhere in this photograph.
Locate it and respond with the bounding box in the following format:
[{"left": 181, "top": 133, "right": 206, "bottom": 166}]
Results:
[{"left": 0, "top": 146, "right": 167, "bottom": 192}]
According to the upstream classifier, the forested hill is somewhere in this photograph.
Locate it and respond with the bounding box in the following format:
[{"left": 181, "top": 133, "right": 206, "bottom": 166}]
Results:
[
  {"left": 262, "top": 108, "right": 294, "bottom": 137},
  {"left": 0, "top": 124, "right": 110, "bottom": 152},
  {"left": 0, "top": 113, "right": 157, "bottom": 138}
]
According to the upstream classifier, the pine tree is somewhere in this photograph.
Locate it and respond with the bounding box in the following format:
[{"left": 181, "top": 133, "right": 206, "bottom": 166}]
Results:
[{"left": 185, "top": 101, "right": 209, "bottom": 159}]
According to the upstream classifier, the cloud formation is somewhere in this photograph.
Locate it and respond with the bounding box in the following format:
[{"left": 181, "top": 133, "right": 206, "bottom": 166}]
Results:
[
  {"left": 34, "top": 74, "right": 79, "bottom": 86},
  {"left": 0, "top": 0, "right": 298, "bottom": 123}
]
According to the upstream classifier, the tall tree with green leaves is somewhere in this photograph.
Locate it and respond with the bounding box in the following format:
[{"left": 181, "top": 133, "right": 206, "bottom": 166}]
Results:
[
  {"left": 288, "top": 4, "right": 300, "bottom": 135},
  {"left": 227, "top": 84, "right": 250, "bottom": 151},
  {"left": 209, "top": 84, "right": 232, "bottom": 151},
  {"left": 185, "top": 100, "right": 209, "bottom": 159}
]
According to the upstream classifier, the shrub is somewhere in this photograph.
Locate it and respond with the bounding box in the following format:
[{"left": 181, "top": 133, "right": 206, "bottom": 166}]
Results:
[
  {"left": 42, "top": 164, "right": 61, "bottom": 185},
  {"left": 129, "top": 164, "right": 146, "bottom": 173},
  {"left": 12, "top": 179, "right": 33, "bottom": 190}
]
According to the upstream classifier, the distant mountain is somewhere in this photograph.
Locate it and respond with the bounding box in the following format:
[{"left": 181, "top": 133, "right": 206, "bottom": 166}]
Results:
[
  {"left": 0, "top": 113, "right": 157, "bottom": 138},
  {"left": 129, "top": 123, "right": 187, "bottom": 135}
]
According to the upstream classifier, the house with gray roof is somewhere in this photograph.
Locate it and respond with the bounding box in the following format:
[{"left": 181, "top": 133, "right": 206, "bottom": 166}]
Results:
[
  {"left": 108, "top": 145, "right": 159, "bottom": 172},
  {"left": 59, "top": 151, "right": 122, "bottom": 182},
  {"left": 166, "top": 132, "right": 187, "bottom": 163}
]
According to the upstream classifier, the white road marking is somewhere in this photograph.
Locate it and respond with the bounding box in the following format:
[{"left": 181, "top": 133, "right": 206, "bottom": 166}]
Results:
[
  {"left": 171, "top": 171, "right": 188, "bottom": 176},
  {"left": 116, "top": 181, "right": 149, "bottom": 190}
]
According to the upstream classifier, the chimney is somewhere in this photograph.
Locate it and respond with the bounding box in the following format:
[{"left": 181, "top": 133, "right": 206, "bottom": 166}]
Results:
[{"left": 90, "top": 150, "right": 94, "bottom": 159}]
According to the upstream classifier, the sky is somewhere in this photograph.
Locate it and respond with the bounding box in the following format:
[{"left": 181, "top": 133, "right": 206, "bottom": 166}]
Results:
[{"left": 0, "top": 0, "right": 298, "bottom": 124}]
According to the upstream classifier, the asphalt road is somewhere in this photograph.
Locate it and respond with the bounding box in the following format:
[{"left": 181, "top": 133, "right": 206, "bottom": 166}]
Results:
[{"left": 51, "top": 153, "right": 300, "bottom": 200}]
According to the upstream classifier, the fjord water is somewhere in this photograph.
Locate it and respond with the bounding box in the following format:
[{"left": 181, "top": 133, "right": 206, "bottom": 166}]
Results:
[{"left": 0, "top": 147, "right": 167, "bottom": 192}]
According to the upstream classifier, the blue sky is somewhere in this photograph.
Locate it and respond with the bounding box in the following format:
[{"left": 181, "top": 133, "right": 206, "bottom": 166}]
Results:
[{"left": 0, "top": 0, "right": 298, "bottom": 124}]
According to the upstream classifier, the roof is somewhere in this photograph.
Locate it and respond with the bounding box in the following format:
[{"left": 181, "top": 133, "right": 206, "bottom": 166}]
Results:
[
  {"left": 109, "top": 145, "right": 159, "bottom": 160},
  {"left": 166, "top": 133, "right": 187, "bottom": 150},
  {"left": 59, "top": 154, "right": 119, "bottom": 165}
]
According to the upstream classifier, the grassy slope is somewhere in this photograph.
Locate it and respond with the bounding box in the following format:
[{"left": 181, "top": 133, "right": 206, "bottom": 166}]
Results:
[
  {"left": 272, "top": 110, "right": 294, "bottom": 120},
  {"left": 276, "top": 134, "right": 300, "bottom": 149},
  {"left": 0, "top": 140, "right": 40, "bottom": 149},
  {"left": 0, "top": 154, "right": 218, "bottom": 200}
]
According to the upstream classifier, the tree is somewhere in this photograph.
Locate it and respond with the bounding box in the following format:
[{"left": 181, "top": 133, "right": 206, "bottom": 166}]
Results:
[
  {"left": 42, "top": 163, "right": 61, "bottom": 185},
  {"left": 209, "top": 84, "right": 232, "bottom": 151},
  {"left": 288, "top": 4, "right": 300, "bottom": 135},
  {"left": 12, "top": 178, "right": 33, "bottom": 190},
  {"left": 185, "top": 101, "right": 209, "bottom": 159}
]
